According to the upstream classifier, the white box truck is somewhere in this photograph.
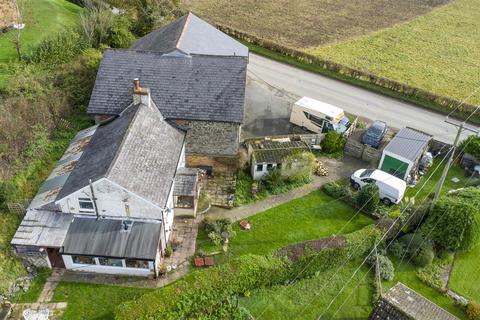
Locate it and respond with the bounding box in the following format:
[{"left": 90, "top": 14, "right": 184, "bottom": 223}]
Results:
[{"left": 290, "top": 97, "right": 350, "bottom": 134}]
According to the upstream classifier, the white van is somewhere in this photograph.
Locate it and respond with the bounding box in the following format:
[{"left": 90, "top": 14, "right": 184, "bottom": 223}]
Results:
[
  {"left": 350, "top": 169, "right": 407, "bottom": 205},
  {"left": 290, "top": 97, "right": 350, "bottom": 134}
]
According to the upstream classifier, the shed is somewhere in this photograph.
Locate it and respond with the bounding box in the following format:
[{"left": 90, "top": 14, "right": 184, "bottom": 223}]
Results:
[
  {"left": 247, "top": 138, "right": 310, "bottom": 180},
  {"left": 379, "top": 127, "right": 432, "bottom": 181},
  {"left": 369, "top": 282, "right": 459, "bottom": 320}
]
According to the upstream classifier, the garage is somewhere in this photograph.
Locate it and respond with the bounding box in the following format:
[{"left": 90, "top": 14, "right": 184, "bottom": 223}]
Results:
[{"left": 379, "top": 127, "right": 432, "bottom": 181}]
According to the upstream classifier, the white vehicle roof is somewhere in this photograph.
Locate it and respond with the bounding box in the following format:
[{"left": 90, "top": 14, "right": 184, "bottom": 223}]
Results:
[
  {"left": 295, "top": 97, "right": 344, "bottom": 119},
  {"left": 368, "top": 169, "right": 406, "bottom": 189}
]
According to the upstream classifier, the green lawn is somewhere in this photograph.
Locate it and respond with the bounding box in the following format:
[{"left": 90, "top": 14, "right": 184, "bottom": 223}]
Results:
[
  {"left": 52, "top": 282, "right": 152, "bottom": 320},
  {"left": 197, "top": 190, "right": 373, "bottom": 259},
  {"left": 450, "top": 244, "right": 480, "bottom": 302},
  {"left": 310, "top": 0, "right": 480, "bottom": 107},
  {"left": 384, "top": 256, "right": 467, "bottom": 319},
  {"left": 240, "top": 260, "right": 373, "bottom": 319},
  {"left": 405, "top": 159, "right": 467, "bottom": 201},
  {"left": 0, "top": 0, "right": 81, "bottom": 86}
]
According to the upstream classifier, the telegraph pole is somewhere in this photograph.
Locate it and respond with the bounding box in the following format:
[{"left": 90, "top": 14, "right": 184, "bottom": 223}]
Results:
[{"left": 431, "top": 118, "right": 479, "bottom": 208}]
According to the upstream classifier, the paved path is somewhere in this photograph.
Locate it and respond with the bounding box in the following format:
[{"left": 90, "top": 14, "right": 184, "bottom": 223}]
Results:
[
  {"left": 247, "top": 54, "right": 479, "bottom": 144},
  {"left": 37, "top": 269, "right": 64, "bottom": 303},
  {"left": 207, "top": 156, "right": 365, "bottom": 221}
]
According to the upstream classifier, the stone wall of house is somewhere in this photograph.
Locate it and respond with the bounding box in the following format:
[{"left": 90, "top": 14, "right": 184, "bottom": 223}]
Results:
[
  {"left": 173, "top": 120, "right": 240, "bottom": 157},
  {"left": 0, "top": 0, "right": 16, "bottom": 31}
]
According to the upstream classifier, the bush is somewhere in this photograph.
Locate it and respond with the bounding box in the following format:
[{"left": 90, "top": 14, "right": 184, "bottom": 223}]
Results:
[
  {"left": 322, "top": 182, "right": 349, "bottom": 199},
  {"left": 460, "top": 136, "right": 480, "bottom": 160},
  {"left": 412, "top": 245, "right": 435, "bottom": 267},
  {"left": 467, "top": 301, "right": 480, "bottom": 320},
  {"left": 107, "top": 15, "right": 135, "bottom": 48},
  {"left": 204, "top": 217, "right": 235, "bottom": 246},
  {"left": 389, "top": 240, "right": 407, "bottom": 259},
  {"left": 321, "top": 131, "right": 345, "bottom": 154},
  {"left": 396, "top": 233, "right": 434, "bottom": 267},
  {"left": 416, "top": 256, "right": 451, "bottom": 290},
  {"left": 280, "top": 151, "right": 316, "bottom": 181},
  {"left": 421, "top": 196, "right": 480, "bottom": 251},
  {"left": 165, "top": 244, "right": 173, "bottom": 257},
  {"left": 355, "top": 183, "right": 379, "bottom": 214},
  {"left": 263, "top": 168, "right": 284, "bottom": 192},
  {"left": 368, "top": 253, "right": 394, "bottom": 281},
  {"left": 0, "top": 181, "right": 16, "bottom": 209}
]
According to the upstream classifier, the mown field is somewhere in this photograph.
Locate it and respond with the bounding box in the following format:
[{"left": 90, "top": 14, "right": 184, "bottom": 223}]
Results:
[
  {"left": 185, "top": 0, "right": 447, "bottom": 48},
  {"left": 310, "top": 0, "right": 480, "bottom": 106}
]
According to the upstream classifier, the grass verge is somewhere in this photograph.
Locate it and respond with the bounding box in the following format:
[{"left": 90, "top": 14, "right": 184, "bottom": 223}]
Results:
[{"left": 450, "top": 244, "right": 480, "bottom": 302}]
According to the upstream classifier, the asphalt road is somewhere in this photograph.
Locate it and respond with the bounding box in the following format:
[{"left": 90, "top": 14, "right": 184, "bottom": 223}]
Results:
[{"left": 247, "top": 53, "right": 478, "bottom": 143}]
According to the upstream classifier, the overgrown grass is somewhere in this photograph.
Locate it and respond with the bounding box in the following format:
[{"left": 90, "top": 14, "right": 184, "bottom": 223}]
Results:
[
  {"left": 240, "top": 260, "right": 373, "bottom": 319},
  {"left": 384, "top": 255, "right": 467, "bottom": 319},
  {"left": 197, "top": 190, "right": 372, "bottom": 259},
  {"left": 450, "top": 244, "right": 480, "bottom": 302},
  {"left": 0, "top": 0, "right": 82, "bottom": 87},
  {"left": 52, "top": 282, "right": 152, "bottom": 320},
  {"left": 11, "top": 268, "right": 52, "bottom": 303},
  {"left": 310, "top": 0, "right": 480, "bottom": 107}
]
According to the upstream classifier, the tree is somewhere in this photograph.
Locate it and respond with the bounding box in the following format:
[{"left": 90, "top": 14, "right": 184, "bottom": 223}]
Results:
[
  {"left": 134, "top": 0, "right": 156, "bottom": 36},
  {"left": 107, "top": 15, "right": 135, "bottom": 48},
  {"left": 355, "top": 183, "right": 379, "bottom": 214},
  {"left": 11, "top": 0, "right": 23, "bottom": 61},
  {"left": 321, "top": 131, "right": 345, "bottom": 154},
  {"left": 421, "top": 194, "right": 479, "bottom": 251}
]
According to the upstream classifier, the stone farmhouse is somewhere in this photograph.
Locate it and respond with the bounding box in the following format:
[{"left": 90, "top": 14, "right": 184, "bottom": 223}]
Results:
[{"left": 11, "top": 13, "right": 248, "bottom": 277}]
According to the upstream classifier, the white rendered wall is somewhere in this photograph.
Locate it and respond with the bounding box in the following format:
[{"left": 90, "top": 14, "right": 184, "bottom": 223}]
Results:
[{"left": 62, "top": 255, "right": 154, "bottom": 277}]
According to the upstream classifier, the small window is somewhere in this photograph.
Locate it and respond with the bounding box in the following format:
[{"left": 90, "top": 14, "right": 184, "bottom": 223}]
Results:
[
  {"left": 267, "top": 164, "right": 274, "bottom": 170},
  {"left": 98, "top": 258, "right": 123, "bottom": 267},
  {"left": 277, "top": 163, "right": 282, "bottom": 170},
  {"left": 72, "top": 255, "right": 95, "bottom": 265},
  {"left": 256, "top": 164, "right": 264, "bottom": 172},
  {"left": 78, "top": 198, "right": 94, "bottom": 213},
  {"left": 126, "top": 259, "right": 149, "bottom": 269}
]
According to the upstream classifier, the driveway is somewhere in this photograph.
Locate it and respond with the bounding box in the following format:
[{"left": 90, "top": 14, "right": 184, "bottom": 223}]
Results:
[{"left": 243, "top": 53, "right": 479, "bottom": 143}]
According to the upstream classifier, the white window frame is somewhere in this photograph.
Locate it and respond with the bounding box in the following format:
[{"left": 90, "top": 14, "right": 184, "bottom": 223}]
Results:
[{"left": 78, "top": 197, "right": 95, "bottom": 213}]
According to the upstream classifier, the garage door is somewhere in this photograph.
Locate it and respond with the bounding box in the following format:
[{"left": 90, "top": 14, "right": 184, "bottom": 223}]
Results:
[{"left": 380, "top": 155, "right": 408, "bottom": 180}]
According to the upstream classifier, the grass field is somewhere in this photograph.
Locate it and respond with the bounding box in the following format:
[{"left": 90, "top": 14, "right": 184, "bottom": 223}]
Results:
[
  {"left": 186, "top": 0, "right": 446, "bottom": 49},
  {"left": 197, "top": 190, "right": 372, "bottom": 260},
  {"left": 450, "top": 244, "right": 480, "bottom": 302},
  {"left": 240, "top": 260, "right": 373, "bottom": 320},
  {"left": 0, "top": 0, "right": 81, "bottom": 86},
  {"left": 52, "top": 282, "right": 152, "bottom": 320},
  {"left": 310, "top": 0, "right": 480, "bottom": 106}
]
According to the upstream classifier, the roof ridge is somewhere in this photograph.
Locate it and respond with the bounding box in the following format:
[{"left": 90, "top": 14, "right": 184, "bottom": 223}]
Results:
[
  {"left": 176, "top": 12, "right": 192, "bottom": 49},
  {"left": 106, "top": 103, "right": 143, "bottom": 178}
]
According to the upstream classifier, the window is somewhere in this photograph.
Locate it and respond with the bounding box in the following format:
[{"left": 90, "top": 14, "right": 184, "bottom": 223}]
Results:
[
  {"left": 362, "top": 178, "right": 375, "bottom": 184},
  {"left": 256, "top": 164, "right": 264, "bottom": 172},
  {"left": 309, "top": 114, "right": 326, "bottom": 127},
  {"left": 72, "top": 255, "right": 95, "bottom": 265},
  {"left": 267, "top": 163, "right": 274, "bottom": 170},
  {"left": 276, "top": 163, "right": 282, "bottom": 170},
  {"left": 126, "top": 259, "right": 149, "bottom": 269},
  {"left": 360, "top": 169, "right": 374, "bottom": 178},
  {"left": 98, "top": 258, "right": 123, "bottom": 267},
  {"left": 78, "top": 198, "right": 94, "bottom": 213}
]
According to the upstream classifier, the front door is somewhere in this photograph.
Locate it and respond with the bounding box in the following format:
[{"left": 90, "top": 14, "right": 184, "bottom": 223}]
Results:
[{"left": 46, "top": 248, "right": 65, "bottom": 268}]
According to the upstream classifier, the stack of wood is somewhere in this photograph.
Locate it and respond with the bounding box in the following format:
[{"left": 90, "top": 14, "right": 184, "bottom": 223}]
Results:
[{"left": 315, "top": 160, "right": 328, "bottom": 176}]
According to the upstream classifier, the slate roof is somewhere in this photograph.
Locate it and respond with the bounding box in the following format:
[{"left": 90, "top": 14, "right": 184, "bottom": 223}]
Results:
[
  {"left": 250, "top": 140, "right": 310, "bottom": 163},
  {"left": 87, "top": 49, "right": 247, "bottom": 123},
  {"left": 384, "top": 127, "right": 432, "bottom": 162},
  {"left": 62, "top": 217, "right": 161, "bottom": 260},
  {"left": 173, "top": 167, "right": 199, "bottom": 196},
  {"left": 11, "top": 210, "right": 73, "bottom": 248},
  {"left": 131, "top": 12, "right": 248, "bottom": 57},
  {"left": 57, "top": 101, "right": 185, "bottom": 209},
  {"left": 369, "top": 283, "right": 459, "bottom": 320}
]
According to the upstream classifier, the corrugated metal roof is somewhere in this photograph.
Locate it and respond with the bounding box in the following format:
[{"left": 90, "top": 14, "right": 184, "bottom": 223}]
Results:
[
  {"left": 28, "top": 126, "right": 97, "bottom": 210},
  {"left": 250, "top": 140, "right": 310, "bottom": 163},
  {"left": 11, "top": 210, "right": 73, "bottom": 248},
  {"left": 131, "top": 13, "right": 248, "bottom": 57},
  {"left": 62, "top": 217, "right": 161, "bottom": 260},
  {"left": 375, "top": 282, "right": 460, "bottom": 320},
  {"left": 383, "top": 128, "right": 432, "bottom": 162}
]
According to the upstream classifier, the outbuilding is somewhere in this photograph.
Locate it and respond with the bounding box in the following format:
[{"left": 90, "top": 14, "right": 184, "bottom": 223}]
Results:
[{"left": 378, "top": 127, "right": 432, "bottom": 181}]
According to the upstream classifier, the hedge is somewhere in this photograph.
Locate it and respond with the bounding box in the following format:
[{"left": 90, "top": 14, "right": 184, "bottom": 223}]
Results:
[
  {"left": 215, "top": 24, "right": 480, "bottom": 124},
  {"left": 115, "top": 225, "right": 381, "bottom": 319}
]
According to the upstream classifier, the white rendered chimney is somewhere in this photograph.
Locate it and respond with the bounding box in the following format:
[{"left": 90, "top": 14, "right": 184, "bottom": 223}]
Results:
[{"left": 132, "top": 78, "right": 151, "bottom": 107}]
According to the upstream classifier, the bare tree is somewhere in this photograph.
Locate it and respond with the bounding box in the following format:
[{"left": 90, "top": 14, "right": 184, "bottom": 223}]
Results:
[{"left": 12, "top": 0, "right": 23, "bottom": 61}]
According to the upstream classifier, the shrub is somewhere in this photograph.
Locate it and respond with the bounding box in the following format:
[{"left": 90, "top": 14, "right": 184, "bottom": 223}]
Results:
[
  {"left": 412, "top": 245, "right": 435, "bottom": 267},
  {"left": 263, "top": 168, "right": 284, "bottom": 192},
  {"left": 421, "top": 196, "right": 479, "bottom": 251},
  {"left": 280, "top": 151, "right": 316, "bottom": 181},
  {"left": 0, "top": 181, "right": 16, "bottom": 209},
  {"left": 389, "top": 240, "right": 407, "bottom": 259},
  {"left": 368, "top": 253, "right": 394, "bottom": 281},
  {"left": 396, "top": 233, "right": 434, "bottom": 267},
  {"left": 165, "top": 244, "right": 173, "bottom": 257},
  {"left": 416, "top": 256, "right": 451, "bottom": 290},
  {"left": 204, "top": 217, "right": 235, "bottom": 246},
  {"left": 321, "top": 131, "right": 345, "bottom": 154},
  {"left": 355, "top": 183, "right": 379, "bottom": 214},
  {"left": 460, "top": 136, "right": 480, "bottom": 160},
  {"left": 107, "top": 15, "right": 135, "bottom": 48},
  {"left": 322, "top": 182, "right": 349, "bottom": 199},
  {"left": 467, "top": 301, "right": 480, "bottom": 320}
]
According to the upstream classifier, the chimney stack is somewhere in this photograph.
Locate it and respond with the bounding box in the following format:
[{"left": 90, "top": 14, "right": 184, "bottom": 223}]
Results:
[{"left": 132, "top": 78, "right": 151, "bottom": 107}]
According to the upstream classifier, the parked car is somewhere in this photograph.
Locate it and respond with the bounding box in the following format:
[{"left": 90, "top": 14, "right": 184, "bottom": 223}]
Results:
[
  {"left": 290, "top": 96, "right": 350, "bottom": 134},
  {"left": 362, "top": 120, "right": 387, "bottom": 148},
  {"left": 350, "top": 169, "right": 407, "bottom": 205}
]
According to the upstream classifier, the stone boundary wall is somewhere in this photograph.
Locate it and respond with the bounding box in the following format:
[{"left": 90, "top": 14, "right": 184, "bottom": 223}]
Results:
[
  {"left": 216, "top": 24, "right": 480, "bottom": 123},
  {"left": 344, "top": 138, "right": 382, "bottom": 165}
]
